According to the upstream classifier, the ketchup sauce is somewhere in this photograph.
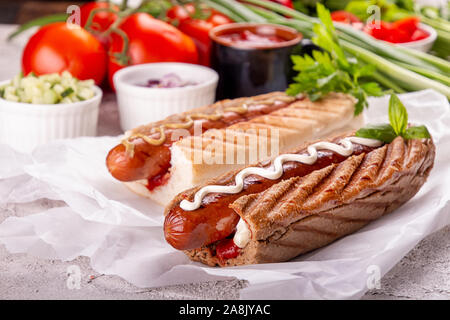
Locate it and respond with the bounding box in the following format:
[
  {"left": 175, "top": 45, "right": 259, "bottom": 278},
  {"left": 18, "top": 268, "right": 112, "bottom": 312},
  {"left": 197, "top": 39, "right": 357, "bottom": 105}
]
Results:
[
  {"left": 217, "top": 29, "right": 285, "bottom": 47},
  {"left": 216, "top": 238, "right": 240, "bottom": 262}
]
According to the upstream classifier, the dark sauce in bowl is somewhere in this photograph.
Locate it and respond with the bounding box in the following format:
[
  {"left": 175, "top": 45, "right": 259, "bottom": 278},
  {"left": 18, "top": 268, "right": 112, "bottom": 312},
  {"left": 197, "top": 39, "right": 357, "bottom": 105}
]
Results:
[{"left": 210, "top": 23, "right": 302, "bottom": 99}]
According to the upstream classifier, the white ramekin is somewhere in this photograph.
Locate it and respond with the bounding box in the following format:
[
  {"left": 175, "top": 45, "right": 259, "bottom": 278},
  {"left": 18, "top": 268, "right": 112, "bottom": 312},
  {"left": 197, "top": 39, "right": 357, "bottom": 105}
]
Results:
[
  {"left": 113, "top": 63, "right": 219, "bottom": 132},
  {"left": 0, "top": 82, "right": 102, "bottom": 153},
  {"left": 395, "top": 24, "right": 437, "bottom": 52}
]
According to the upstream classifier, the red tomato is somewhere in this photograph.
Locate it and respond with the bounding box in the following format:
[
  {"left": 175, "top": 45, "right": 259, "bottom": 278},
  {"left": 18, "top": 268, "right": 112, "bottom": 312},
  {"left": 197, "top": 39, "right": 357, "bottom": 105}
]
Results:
[
  {"left": 108, "top": 13, "right": 198, "bottom": 89},
  {"left": 22, "top": 23, "right": 107, "bottom": 85},
  {"left": 177, "top": 19, "right": 212, "bottom": 64},
  {"left": 80, "top": 1, "right": 119, "bottom": 48},
  {"left": 331, "top": 10, "right": 361, "bottom": 24},
  {"left": 80, "top": 1, "right": 119, "bottom": 32},
  {"left": 208, "top": 12, "right": 233, "bottom": 26},
  {"left": 166, "top": 4, "right": 195, "bottom": 22},
  {"left": 177, "top": 10, "right": 232, "bottom": 66}
]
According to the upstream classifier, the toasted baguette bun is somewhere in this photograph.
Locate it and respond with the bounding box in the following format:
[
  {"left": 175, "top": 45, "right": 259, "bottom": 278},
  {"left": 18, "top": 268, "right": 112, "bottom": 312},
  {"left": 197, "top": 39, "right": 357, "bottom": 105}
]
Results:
[
  {"left": 125, "top": 92, "right": 363, "bottom": 206},
  {"left": 126, "top": 91, "right": 292, "bottom": 137},
  {"left": 186, "top": 136, "right": 435, "bottom": 266}
]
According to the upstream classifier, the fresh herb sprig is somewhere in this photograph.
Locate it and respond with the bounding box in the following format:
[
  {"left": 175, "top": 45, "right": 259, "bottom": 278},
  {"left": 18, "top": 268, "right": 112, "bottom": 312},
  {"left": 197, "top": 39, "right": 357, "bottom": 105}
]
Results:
[
  {"left": 355, "top": 94, "right": 431, "bottom": 143},
  {"left": 286, "top": 3, "right": 383, "bottom": 115}
]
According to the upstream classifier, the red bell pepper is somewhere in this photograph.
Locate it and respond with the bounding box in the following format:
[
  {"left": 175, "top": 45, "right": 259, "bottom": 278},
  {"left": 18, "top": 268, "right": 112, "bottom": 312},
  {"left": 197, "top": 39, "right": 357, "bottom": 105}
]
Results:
[
  {"left": 364, "top": 16, "right": 429, "bottom": 43},
  {"left": 270, "top": 0, "right": 294, "bottom": 9},
  {"left": 330, "top": 10, "right": 361, "bottom": 24},
  {"left": 392, "top": 16, "right": 421, "bottom": 35},
  {"left": 410, "top": 28, "right": 429, "bottom": 41}
]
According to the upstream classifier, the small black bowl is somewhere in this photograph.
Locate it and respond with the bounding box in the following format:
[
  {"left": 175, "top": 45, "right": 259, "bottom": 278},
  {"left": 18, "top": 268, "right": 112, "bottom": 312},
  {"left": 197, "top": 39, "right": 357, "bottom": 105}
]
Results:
[{"left": 209, "top": 23, "right": 302, "bottom": 100}]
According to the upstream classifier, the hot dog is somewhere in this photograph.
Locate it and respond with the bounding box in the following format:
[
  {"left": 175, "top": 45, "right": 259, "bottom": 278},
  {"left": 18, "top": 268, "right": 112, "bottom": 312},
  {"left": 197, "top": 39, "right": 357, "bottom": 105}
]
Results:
[
  {"left": 106, "top": 92, "right": 298, "bottom": 183},
  {"left": 106, "top": 92, "right": 363, "bottom": 206},
  {"left": 164, "top": 133, "right": 378, "bottom": 250},
  {"left": 165, "top": 133, "right": 435, "bottom": 267}
]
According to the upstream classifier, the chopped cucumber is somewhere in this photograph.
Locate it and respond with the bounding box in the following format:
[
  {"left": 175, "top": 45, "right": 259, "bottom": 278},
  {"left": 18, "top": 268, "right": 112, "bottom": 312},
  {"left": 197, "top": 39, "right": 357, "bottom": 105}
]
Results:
[
  {"left": 43, "top": 90, "right": 58, "bottom": 104},
  {"left": 0, "top": 72, "right": 95, "bottom": 104},
  {"left": 61, "top": 87, "right": 74, "bottom": 98}
]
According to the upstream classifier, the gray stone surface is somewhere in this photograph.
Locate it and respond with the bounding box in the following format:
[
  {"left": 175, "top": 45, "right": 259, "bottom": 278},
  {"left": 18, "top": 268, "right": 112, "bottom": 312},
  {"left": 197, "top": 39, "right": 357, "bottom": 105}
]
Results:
[
  {"left": 362, "top": 225, "right": 450, "bottom": 300},
  {"left": 1, "top": 199, "right": 449, "bottom": 300},
  {"left": 0, "top": 24, "right": 449, "bottom": 300}
]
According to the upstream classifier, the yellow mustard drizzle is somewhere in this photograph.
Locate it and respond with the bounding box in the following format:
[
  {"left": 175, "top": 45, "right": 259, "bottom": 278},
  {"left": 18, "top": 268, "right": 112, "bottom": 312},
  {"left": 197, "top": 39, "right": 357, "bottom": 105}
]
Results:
[{"left": 121, "top": 95, "right": 296, "bottom": 157}]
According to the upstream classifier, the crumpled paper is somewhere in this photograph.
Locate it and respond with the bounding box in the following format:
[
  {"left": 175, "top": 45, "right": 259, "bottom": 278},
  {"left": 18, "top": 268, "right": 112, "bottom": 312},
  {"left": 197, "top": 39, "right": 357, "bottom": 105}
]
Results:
[{"left": 0, "top": 89, "right": 449, "bottom": 299}]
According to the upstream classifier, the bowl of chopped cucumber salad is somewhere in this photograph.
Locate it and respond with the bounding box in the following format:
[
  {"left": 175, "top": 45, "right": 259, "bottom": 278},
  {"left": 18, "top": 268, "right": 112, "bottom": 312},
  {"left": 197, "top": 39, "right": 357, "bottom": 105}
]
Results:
[{"left": 0, "top": 71, "right": 102, "bottom": 152}]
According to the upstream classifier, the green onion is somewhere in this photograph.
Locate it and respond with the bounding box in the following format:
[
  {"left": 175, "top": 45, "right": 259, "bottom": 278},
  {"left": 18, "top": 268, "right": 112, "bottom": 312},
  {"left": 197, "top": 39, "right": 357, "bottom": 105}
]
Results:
[
  {"left": 241, "top": 0, "right": 446, "bottom": 74},
  {"left": 209, "top": 0, "right": 267, "bottom": 23},
  {"left": 211, "top": 0, "right": 450, "bottom": 99},
  {"left": 244, "top": 4, "right": 287, "bottom": 21},
  {"left": 269, "top": 19, "right": 314, "bottom": 38},
  {"left": 334, "top": 23, "right": 443, "bottom": 73},
  {"left": 396, "top": 62, "right": 450, "bottom": 86},
  {"left": 343, "top": 41, "right": 450, "bottom": 98},
  {"left": 203, "top": 0, "right": 247, "bottom": 22},
  {"left": 395, "top": 45, "right": 450, "bottom": 74},
  {"left": 371, "top": 71, "right": 406, "bottom": 93},
  {"left": 242, "top": 0, "right": 314, "bottom": 23},
  {"left": 8, "top": 14, "right": 68, "bottom": 41}
]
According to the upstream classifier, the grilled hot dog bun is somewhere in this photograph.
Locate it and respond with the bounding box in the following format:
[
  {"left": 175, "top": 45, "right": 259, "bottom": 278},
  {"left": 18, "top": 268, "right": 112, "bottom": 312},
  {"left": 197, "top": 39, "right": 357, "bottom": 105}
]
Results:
[
  {"left": 121, "top": 92, "right": 363, "bottom": 205},
  {"left": 185, "top": 136, "right": 435, "bottom": 266}
]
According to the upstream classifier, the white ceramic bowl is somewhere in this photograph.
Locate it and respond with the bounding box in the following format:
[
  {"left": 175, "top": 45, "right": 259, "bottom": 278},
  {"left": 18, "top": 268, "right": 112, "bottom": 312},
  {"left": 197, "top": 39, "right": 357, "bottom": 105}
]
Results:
[
  {"left": 0, "top": 81, "right": 102, "bottom": 153},
  {"left": 395, "top": 24, "right": 437, "bottom": 52},
  {"left": 113, "top": 63, "right": 219, "bottom": 132}
]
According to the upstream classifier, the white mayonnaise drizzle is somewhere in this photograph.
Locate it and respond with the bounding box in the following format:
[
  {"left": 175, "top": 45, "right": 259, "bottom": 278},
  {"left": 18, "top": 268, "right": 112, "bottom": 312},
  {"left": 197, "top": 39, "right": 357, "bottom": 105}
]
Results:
[
  {"left": 233, "top": 219, "right": 252, "bottom": 248},
  {"left": 180, "top": 136, "right": 383, "bottom": 214}
]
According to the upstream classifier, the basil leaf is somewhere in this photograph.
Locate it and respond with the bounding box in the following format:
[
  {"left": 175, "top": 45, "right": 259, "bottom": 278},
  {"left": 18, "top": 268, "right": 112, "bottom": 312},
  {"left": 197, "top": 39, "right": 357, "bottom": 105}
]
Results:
[
  {"left": 403, "top": 125, "right": 431, "bottom": 140},
  {"left": 389, "top": 94, "right": 408, "bottom": 136},
  {"left": 356, "top": 94, "right": 430, "bottom": 143},
  {"left": 355, "top": 124, "right": 397, "bottom": 143}
]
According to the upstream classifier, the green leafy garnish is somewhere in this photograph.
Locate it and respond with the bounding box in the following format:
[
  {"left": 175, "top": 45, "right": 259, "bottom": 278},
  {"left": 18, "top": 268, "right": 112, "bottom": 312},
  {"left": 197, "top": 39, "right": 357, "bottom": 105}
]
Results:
[
  {"left": 388, "top": 93, "right": 408, "bottom": 136},
  {"left": 403, "top": 125, "right": 431, "bottom": 140},
  {"left": 286, "top": 3, "right": 383, "bottom": 115},
  {"left": 356, "top": 94, "right": 431, "bottom": 142},
  {"left": 355, "top": 124, "right": 397, "bottom": 143}
]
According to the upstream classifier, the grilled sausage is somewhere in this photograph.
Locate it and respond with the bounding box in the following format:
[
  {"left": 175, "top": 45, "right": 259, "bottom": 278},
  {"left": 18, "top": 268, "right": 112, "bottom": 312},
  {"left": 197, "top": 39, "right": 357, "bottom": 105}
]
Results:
[{"left": 164, "top": 142, "right": 377, "bottom": 250}]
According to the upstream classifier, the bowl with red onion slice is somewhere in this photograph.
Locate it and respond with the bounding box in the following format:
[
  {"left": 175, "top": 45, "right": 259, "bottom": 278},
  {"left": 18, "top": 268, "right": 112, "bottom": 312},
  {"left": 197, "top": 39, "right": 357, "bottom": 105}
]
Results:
[
  {"left": 142, "top": 73, "right": 198, "bottom": 89},
  {"left": 113, "top": 63, "right": 218, "bottom": 131}
]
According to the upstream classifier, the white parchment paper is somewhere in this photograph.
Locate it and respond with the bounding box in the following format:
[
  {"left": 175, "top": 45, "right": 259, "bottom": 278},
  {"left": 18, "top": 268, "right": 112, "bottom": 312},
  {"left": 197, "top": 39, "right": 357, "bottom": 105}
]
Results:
[{"left": 0, "top": 89, "right": 449, "bottom": 299}]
